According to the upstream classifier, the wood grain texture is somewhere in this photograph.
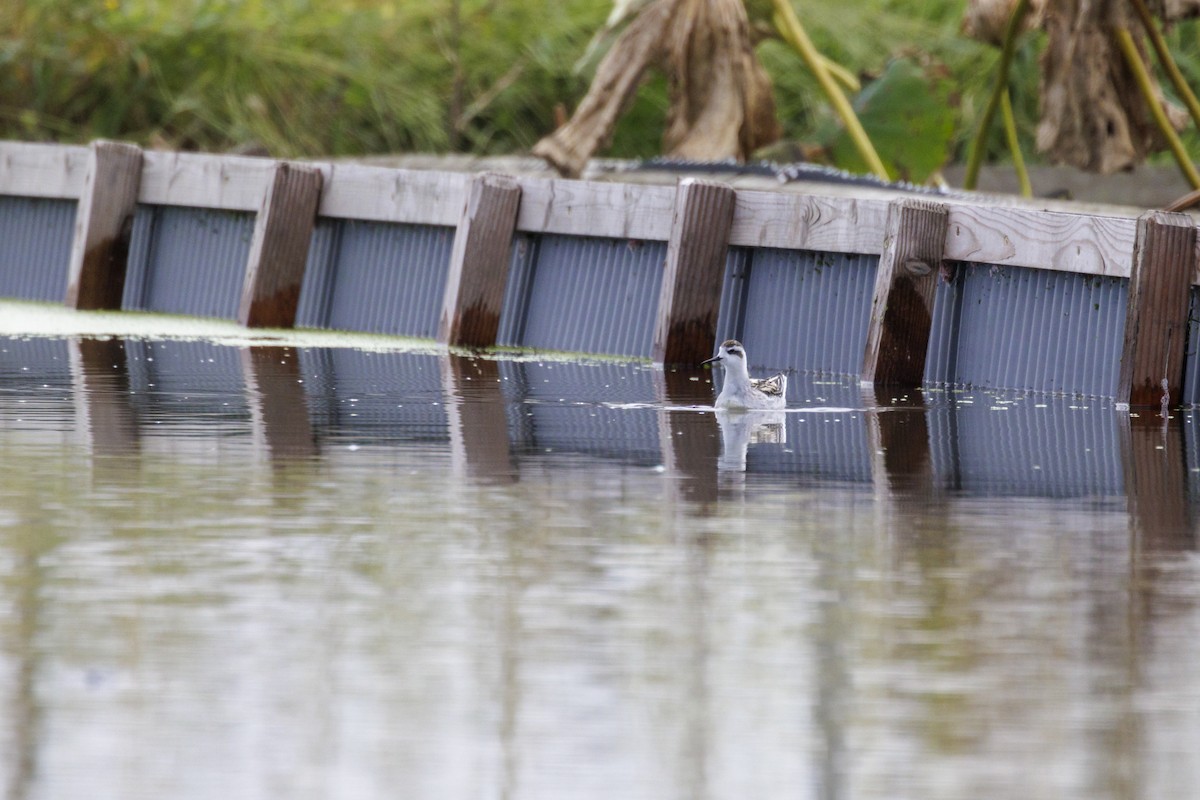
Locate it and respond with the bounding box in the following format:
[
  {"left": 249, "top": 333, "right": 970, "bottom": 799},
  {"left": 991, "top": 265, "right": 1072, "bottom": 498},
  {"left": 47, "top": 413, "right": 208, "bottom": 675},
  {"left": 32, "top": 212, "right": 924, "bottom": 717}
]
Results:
[
  {"left": 320, "top": 163, "right": 466, "bottom": 225},
  {"left": 1118, "top": 211, "right": 1197, "bottom": 408},
  {"left": 438, "top": 173, "right": 522, "bottom": 347},
  {"left": 139, "top": 150, "right": 277, "bottom": 211},
  {"left": 64, "top": 141, "right": 144, "bottom": 310},
  {"left": 652, "top": 179, "right": 736, "bottom": 365},
  {"left": 514, "top": 177, "right": 675, "bottom": 240},
  {"left": 944, "top": 204, "right": 1137, "bottom": 277},
  {"left": 729, "top": 190, "right": 890, "bottom": 254},
  {"left": 0, "top": 141, "right": 89, "bottom": 199},
  {"left": 238, "top": 162, "right": 324, "bottom": 328},
  {"left": 861, "top": 199, "right": 950, "bottom": 387}
]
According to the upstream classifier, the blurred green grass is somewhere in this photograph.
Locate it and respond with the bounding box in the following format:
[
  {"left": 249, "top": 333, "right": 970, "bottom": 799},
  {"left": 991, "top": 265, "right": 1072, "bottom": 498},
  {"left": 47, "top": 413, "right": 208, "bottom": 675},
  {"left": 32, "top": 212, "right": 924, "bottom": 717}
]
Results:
[{"left": 2, "top": 0, "right": 1198, "bottom": 172}]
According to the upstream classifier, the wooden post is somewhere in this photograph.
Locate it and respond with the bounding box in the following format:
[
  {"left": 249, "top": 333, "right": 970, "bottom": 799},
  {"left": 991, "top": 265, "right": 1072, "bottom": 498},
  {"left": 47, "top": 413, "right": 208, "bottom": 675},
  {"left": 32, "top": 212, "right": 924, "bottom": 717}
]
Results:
[
  {"left": 438, "top": 173, "right": 522, "bottom": 348},
  {"left": 64, "top": 141, "right": 143, "bottom": 310},
  {"left": 1117, "top": 211, "right": 1196, "bottom": 408},
  {"left": 861, "top": 198, "right": 949, "bottom": 388},
  {"left": 238, "top": 161, "right": 324, "bottom": 328},
  {"left": 652, "top": 179, "right": 736, "bottom": 365}
]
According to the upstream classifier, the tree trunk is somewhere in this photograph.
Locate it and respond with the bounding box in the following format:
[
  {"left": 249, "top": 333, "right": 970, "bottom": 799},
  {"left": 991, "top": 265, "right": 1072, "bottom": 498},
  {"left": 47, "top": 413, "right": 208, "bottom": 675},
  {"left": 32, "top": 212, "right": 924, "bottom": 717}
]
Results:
[
  {"left": 533, "top": 0, "right": 780, "bottom": 177},
  {"left": 1036, "top": 0, "right": 1185, "bottom": 174},
  {"left": 961, "top": 0, "right": 1046, "bottom": 47},
  {"left": 661, "top": 0, "right": 781, "bottom": 160},
  {"left": 1153, "top": 0, "right": 1200, "bottom": 21}
]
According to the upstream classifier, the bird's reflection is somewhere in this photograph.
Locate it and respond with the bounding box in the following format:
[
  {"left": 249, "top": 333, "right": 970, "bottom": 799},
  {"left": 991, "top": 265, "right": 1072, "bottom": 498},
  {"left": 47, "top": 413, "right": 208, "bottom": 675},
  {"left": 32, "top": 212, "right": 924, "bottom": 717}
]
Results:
[{"left": 714, "top": 408, "right": 786, "bottom": 473}]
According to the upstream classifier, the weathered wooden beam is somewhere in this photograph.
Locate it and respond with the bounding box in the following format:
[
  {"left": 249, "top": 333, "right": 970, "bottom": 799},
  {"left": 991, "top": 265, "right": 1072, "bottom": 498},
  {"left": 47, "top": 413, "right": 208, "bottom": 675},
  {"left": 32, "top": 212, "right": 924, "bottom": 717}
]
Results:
[
  {"left": 1117, "top": 211, "right": 1197, "bottom": 408},
  {"left": 237, "top": 162, "right": 324, "bottom": 328},
  {"left": 321, "top": 163, "right": 466, "bottom": 226},
  {"left": 138, "top": 150, "right": 277, "bottom": 211},
  {"left": 652, "top": 179, "right": 737, "bottom": 365},
  {"left": 64, "top": 141, "right": 144, "bottom": 310},
  {"left": 944, "top": 204, "right": 1137, "bottom": 278},
  {"left": 515, "top": 177, "right": 676, "bottom": 241},
  {"left": 437, "top": 173, "right": 522, "bottom": 347},
  {"left": 0, "top": 141, "right": 89, "bottom": 199},
  {"left": 861, "top": 199, "right": 950, "bottom": 388},
  {"left": 730, "top": 191, "right": 890, "bottom": 254}
]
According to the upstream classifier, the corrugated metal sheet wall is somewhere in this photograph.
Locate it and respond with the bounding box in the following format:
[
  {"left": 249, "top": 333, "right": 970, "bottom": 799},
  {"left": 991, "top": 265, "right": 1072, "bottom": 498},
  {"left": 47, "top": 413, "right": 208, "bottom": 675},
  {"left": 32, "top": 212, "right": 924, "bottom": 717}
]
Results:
[
  {"left": 500, "top": 234, "right": 666, "bottom": 358},
  {"left": 507, "top": 360, "right": 662, "bottom": 464},
  {"left": 1181, "top": 288, "right": 1200, "bottom": 406},
  {"left": 711, "top": 248, "right": 878, "bottom": 397},
  {"left": 714, "top": 246, "right": 752, "bottom": 346},
  {"left": 123, "top": 339, "right": 250, "bottom": 423},
  {"left": 3, "top": 199, "right": 1189, "bottom": 405},
  {"left": 3, "top": 335, "right": 1192, "bottom": 496},
  {"left": 925, "top": 262, "right": 1127, "bottom": 398},
  {"left": 0, "top": 196, "right": 76, "bottom": 302},
  {"left": 123, "top": 205, "right": 255, "bottom": 319},
  {"left": 294, "top": 218, "right": 341, "bottom": 329},
  {"left": 296, "top": 219, "right": 454, "bottom": 338},
  {"left": 298, "top": 348, "right": 448, "bottom": 442},
  {"left": 495, "top": 232, "right": 541, "bottom": 346},
  {"left": 927, "top": 399, "right": 1124, "bottom": 497}
]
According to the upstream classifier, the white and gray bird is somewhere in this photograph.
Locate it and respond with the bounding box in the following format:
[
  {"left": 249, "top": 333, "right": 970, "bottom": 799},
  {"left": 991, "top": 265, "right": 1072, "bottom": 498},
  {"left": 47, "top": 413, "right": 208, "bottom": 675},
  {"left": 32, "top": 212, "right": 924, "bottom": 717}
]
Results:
[{"left": 702, "top": 339, "right": 787, "bottom": 410}]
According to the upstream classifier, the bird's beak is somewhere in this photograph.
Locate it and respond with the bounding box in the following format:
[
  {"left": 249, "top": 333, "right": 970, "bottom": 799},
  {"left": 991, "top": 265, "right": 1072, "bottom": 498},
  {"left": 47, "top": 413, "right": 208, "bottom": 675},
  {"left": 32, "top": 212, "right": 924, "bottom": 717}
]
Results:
[{"left": 701, "top": 355, "right": 720, "bottom": 366}]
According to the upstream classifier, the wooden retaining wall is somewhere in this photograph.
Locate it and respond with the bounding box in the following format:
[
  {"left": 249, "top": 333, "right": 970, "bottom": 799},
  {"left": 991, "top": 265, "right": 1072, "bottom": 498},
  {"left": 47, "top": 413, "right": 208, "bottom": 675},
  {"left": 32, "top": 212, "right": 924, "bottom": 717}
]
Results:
[{"left": 1, "top": 139, "right": 1197, "bottom": 407}]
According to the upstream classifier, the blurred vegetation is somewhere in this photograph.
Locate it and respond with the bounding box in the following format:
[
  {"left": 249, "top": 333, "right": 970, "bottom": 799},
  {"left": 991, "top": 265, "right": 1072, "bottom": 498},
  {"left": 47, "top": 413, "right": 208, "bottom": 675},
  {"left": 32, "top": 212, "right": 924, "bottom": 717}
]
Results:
[{"left": 2, "top": 0, "right": 1200, "bottom": 174}]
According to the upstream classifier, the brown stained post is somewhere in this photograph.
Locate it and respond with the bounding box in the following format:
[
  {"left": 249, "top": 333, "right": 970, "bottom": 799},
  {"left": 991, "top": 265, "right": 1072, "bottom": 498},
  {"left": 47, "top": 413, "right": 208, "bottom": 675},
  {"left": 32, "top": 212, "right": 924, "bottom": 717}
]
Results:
[
  {"left": 438, "top": 173, "right": 522, "bottom": 348},
  {"left": 1117, "top": 211, "right": 1197, "bottom": 408},
  {"left": 861, "top": 199, "right": 949, "bottom": 388},
  {"left": 64, "top": 141, "right": 143, "bottom": 310},
  {"left": 652, "top": 179, "right": 736, "bottom": 365},
  {"left": 238, "top": 162, "right": 324, "bottom": 328}
]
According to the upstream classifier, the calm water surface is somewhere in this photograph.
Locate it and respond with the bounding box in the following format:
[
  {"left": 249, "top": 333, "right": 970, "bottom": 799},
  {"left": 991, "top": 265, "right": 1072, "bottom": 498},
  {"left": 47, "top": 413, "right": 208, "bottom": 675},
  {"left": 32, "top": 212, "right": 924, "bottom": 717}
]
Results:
[{"left": 1, "top": 330, "right": 1199, "bottom": 800}]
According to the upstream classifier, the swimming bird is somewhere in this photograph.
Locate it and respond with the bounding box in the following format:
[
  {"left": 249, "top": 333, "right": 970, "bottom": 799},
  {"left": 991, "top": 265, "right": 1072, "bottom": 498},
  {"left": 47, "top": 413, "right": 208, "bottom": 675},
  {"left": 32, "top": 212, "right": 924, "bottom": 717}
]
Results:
[{"left": 702, "top": 339, "right": 787, "bottom": 410}]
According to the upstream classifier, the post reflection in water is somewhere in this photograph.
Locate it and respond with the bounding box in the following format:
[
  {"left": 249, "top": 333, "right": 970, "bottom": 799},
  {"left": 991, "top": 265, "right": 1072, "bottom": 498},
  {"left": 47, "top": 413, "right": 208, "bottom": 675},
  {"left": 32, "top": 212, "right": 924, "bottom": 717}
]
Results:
[
  {"left": 1123, "top": 412, "right": 1194, "bottom": 552},
  {"left": 4, "top": 334, "right": 1200, "bottom": 798},
  {"left": 862, "top": 385, "right": 934, "bottom": 505},
  {"left": 242, "top": 345, "right": 317, "bottom": 463},
  {"left": 441, "top": 353, "right": 516, "bottom": 484},
  {"left": 69, "top": 337, "right": 140, "bottom": 458},
  {"left": 656, "top": 366, "right": 720, "bottom": 506}
]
